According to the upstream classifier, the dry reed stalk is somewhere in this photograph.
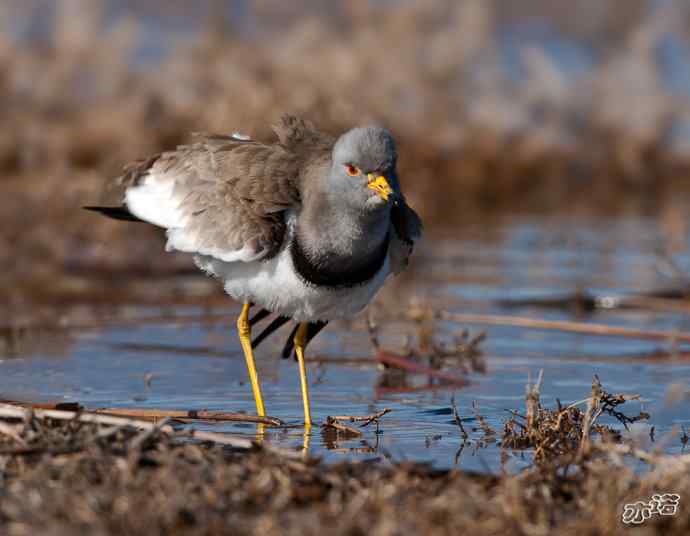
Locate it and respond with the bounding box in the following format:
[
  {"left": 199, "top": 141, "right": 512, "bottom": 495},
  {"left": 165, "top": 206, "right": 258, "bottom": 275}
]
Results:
[
  {"left": 439, "top": 311, "right": 690, "bottom": 344},
  {"left": 0, "top": 399, "right": 283, "bottom": 426},
  {"left": 0, "top": 403, "right": 253, "bottom": 449},
  {"left": 525, "top": 369, "right": 544, "bottom": 431},
  {"left": 578, "top": 376, "right": 603, "bottom": 458},
  {"left": 92, "top": 408, "right": 283, "bottom": 426}
]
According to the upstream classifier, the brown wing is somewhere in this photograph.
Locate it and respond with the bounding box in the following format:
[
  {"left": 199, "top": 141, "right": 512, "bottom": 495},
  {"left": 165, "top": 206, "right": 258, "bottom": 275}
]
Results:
[{"left": 120, "top": 116, "right": 332, "bottom": 262}]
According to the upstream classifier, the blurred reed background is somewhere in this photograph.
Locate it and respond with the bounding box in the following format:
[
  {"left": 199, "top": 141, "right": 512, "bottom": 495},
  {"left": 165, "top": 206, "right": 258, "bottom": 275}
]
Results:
[{"left": 3, "top": 0, "right": 690, "bottom": 317}]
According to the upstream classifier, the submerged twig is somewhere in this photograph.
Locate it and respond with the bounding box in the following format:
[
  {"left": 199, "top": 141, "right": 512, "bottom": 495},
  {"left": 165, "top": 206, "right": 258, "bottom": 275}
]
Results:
[{"left": 450, "top": 396, "right": 468, "bottom": 439}]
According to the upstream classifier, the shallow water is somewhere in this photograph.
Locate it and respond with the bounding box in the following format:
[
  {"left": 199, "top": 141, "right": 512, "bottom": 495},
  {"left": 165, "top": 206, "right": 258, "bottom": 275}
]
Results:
[{"left": 2, "top": 215, "right": 690, "bottom": 471}]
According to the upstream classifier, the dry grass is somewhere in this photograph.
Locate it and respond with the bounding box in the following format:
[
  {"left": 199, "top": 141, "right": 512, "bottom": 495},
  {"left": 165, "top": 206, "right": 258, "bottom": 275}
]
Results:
[
  {"left": 3, "top": 1, "right": 690, "bottom": 312},
  {"left": 0, "top": 378, "right": 689, "bottom": 535}
]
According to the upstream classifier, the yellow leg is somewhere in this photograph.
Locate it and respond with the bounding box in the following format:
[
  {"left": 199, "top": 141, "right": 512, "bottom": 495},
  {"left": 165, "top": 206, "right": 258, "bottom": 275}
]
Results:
[
  {"left": 255, "top": 423, "right": 266, "bottom": 445},
  {"left": 302, "top": 426, "right": 311, "bottom": 456},
  {"left": 237, "top": 302, "right": 266, "bottom": 416},
  {"left": 294, "top": 322, "right": 312, "bottom": 426}
]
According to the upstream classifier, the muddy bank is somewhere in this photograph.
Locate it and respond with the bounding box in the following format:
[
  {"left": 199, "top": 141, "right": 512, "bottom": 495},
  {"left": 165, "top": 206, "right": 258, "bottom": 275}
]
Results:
[{"left": 0, "top": 396, "right": 688, "bottom": 535}]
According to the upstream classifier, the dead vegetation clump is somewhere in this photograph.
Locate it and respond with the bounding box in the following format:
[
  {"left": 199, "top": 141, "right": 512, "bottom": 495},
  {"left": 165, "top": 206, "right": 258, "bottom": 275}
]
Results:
[
  {"left": 0, "top": 392, "right": 689, "bottom": 534},
  {"left": 4, "top": 1, "right": 690, "bottom": 312},
  {"left": 501, "top": 371, "right": 650, "bottom": 465}
]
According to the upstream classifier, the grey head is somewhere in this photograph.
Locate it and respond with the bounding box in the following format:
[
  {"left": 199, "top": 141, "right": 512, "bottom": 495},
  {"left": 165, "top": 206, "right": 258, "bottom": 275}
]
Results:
[{"left": 327, "top": 126, "right": 400, "bottom": 213}]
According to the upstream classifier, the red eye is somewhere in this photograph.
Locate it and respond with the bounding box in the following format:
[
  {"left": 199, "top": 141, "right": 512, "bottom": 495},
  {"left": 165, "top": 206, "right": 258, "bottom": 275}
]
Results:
[{"left": 345, "top": 164, "right": 361, "bottom": 177}]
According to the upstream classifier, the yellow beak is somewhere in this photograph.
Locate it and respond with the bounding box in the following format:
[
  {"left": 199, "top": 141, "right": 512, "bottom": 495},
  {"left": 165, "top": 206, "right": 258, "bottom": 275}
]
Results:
[{"left": 367, "top": 173, "right": 393, "bottom": 201}]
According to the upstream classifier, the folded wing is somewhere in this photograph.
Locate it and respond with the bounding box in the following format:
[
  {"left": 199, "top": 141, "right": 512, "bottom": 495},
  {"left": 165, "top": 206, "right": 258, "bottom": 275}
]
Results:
[{"left": 122, "top": 131, "right": 304, "bottom": 263}]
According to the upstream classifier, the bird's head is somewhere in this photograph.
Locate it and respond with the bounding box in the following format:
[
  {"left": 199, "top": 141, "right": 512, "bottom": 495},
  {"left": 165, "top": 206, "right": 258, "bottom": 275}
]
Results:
[{"left": 329, "top": 126, "right": 400, "bottom": 213}]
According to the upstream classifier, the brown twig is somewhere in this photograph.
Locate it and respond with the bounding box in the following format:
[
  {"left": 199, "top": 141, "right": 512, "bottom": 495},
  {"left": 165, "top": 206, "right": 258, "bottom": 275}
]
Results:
[
  {"left": 0, "top": 403, "right": 254, "bottom": 450},
  {"left": 438, "top": 311, "right": 690, "bottom": 344},
  {"left": 0, "top": 400, "right": 283, "bottom": 426},
  {"left": 450, "top": 396, "right": 468, "bottom": 439},
  {"left": 322, "top": 417, "right": 363, "bottom": 437},
  {"left": 324, "top": 409, "right": 392, "bottom": 437},
  {"left": 472, "top": 401, "right": 497, "bottom": 440},
  {"left": 92, "top": 408, "right": 283, "bottom": 426},
  {"left": 331, "top": 408, "right": 392, "bottom": 427}
]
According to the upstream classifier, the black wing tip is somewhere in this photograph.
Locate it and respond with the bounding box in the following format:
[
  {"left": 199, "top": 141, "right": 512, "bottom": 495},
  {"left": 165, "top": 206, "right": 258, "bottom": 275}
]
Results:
[{"left": 83, "top": 205, "right": 143, "bottom": 222}]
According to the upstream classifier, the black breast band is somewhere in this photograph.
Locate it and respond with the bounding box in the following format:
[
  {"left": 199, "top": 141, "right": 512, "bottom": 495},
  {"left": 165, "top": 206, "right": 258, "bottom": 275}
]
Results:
[{"left": 290, "top": 232, "right": 389, "bottom": 289}]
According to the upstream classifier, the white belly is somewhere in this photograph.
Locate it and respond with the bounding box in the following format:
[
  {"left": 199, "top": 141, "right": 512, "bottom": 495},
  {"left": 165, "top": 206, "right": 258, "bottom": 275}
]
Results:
[{"left": 194, "top": 242, "right": 390, "bottom": 322}]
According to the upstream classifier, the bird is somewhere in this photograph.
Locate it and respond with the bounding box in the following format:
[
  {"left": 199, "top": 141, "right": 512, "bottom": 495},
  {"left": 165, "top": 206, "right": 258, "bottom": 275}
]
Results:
[{"left": 85, "top": 115, "right": 422, "bottom": 426}]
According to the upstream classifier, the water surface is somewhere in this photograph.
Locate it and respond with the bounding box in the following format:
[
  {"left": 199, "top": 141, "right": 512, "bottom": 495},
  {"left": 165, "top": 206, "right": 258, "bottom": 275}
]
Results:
[{"left": 2, "top": 215, "right": 690, "bottom": 471}]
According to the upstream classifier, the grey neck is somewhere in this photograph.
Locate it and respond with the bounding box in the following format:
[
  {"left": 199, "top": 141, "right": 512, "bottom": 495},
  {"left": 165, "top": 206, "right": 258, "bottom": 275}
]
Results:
[
  {"left": 292, "top": 196, "right": 391, "bottom": 288},
  {"left": 301, "top": 195, "right": 389, "bottom": 253}
]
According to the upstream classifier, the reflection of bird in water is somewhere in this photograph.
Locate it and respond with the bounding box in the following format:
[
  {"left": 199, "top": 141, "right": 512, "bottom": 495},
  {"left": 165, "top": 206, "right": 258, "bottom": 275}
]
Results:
[{"left": 86, "top": 115, "right": 422, "bottom": 426}]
